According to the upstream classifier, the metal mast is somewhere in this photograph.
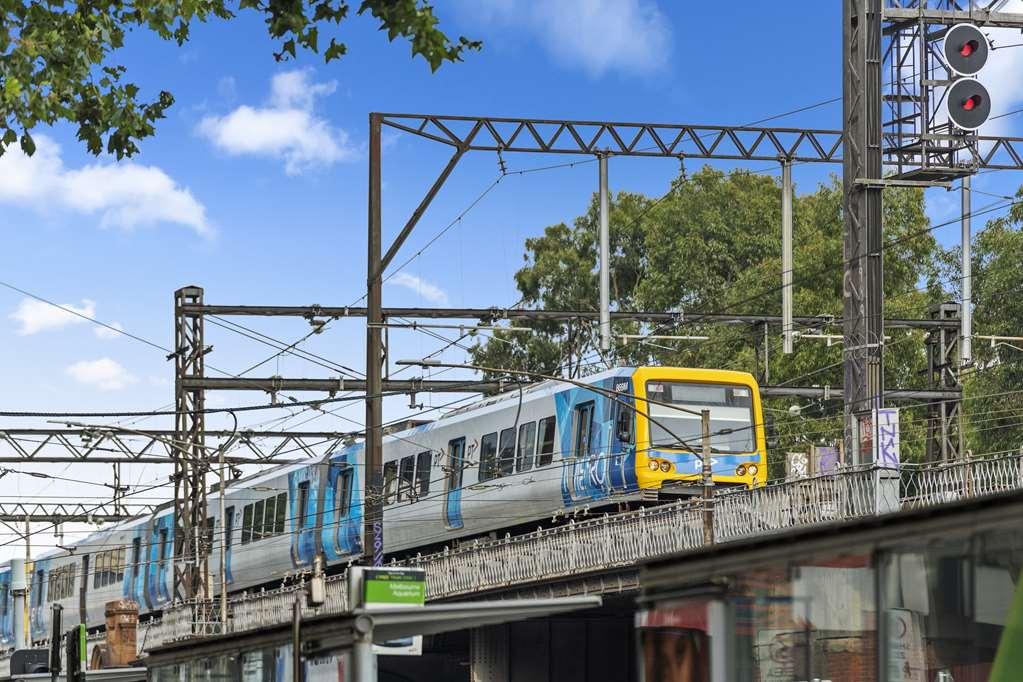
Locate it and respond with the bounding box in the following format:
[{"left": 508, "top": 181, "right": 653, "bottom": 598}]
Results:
[{"left": 174, "top": 286, "right": 208, "bottom": 600}]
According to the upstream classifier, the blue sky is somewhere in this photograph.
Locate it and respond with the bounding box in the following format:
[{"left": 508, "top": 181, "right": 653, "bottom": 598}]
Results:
[{"left": 2, "top": 1, "right": 1023, "bottom": 557}]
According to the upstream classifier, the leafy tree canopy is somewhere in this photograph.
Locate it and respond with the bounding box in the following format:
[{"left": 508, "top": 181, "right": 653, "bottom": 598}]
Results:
[
  {"left": 0, "top": 0, "right": 478, "bottom": 158},
  {"left": 472, "top": 166, "right": 953, "bottom": 470}
]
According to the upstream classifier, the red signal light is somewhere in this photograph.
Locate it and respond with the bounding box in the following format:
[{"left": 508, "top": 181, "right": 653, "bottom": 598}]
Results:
[
  {"left": 960, "top": 40, "right": 978, "bottom": 57},
  {"left": 963, "top": 94, "right": 983, "bottom": 111}
]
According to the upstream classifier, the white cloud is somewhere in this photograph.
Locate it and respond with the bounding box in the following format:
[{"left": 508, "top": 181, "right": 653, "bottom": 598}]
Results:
[
  {"left": 197, "top": 70, "right": 356, "bottom": 175},
  {"left": 456, "top": 0, "right": 672, "bottom": 77},
  {"left": 0, "top": 136, "right": 211, "bottom": 236},
  {"left": 94, "top": 322, "right": 124, "bottom": 340},
  {"left": 978, "top": 3, "right": 1023, "bottom": 138},
  {"left": 387, "top": 273, "right": 449, "bottom": 304},
  {"left": 9, "top": 298, "right": 95, "bottom": 336},
  {"left": 66, "top": 358, "right": 137, "bottom": 391}
]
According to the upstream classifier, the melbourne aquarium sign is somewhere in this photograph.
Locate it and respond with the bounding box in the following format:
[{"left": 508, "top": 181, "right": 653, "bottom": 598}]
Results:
[{"left": 362, "top": 568, "right": 426, "bottom": 608}]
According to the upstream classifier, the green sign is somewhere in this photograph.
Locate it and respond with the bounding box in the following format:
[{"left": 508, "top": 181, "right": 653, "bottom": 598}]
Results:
[{"left": 363, "top": 569, "right": 426, "bottom": 607}]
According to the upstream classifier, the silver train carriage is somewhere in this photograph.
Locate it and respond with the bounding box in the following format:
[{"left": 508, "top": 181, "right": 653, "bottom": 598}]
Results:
[{"left": 0, "top": 366, "right": 766, "bottom": 643}]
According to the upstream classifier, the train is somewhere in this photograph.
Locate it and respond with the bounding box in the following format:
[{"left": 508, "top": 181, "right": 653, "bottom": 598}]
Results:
[{"left": 0, "top": 365, "right": 766, "bottom": 645}]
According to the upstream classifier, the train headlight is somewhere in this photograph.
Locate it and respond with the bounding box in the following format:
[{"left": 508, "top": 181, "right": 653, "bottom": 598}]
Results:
[
  {"left": 648, "top": 459, "right": 660, "bottom": 471},
  {"left": 747, "top": 464, "right": 759, "bottom": 476},
  {"left": 735, "top": 464, "right": 748, "bottom": 476},
  {"left": 659, "top": 461, "right": 672, "bottom": 473}
]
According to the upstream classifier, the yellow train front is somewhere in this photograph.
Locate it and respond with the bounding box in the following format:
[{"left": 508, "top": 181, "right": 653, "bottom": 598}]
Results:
[{"left": 630, "top": 367, "right": 768, "bottom": 493}]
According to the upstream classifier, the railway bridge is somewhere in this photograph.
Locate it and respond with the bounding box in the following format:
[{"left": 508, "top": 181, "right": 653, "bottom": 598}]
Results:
[{"left": 124, "top": 453, "right": 1023, "bottom": 679}]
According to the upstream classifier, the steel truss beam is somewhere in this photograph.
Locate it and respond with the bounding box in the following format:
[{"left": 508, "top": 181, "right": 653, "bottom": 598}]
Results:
[
  {"left": 0, "top": 430, "right": 346, "bottom": 463},
  {"left": 185, "top": 304, "right": 960, "bottom": 330},
  {"left": 380, "top": 113, "right": 844, "bottom": 162},
  {"left": 883, "top": 7, "right": 1023, "bottom": 29},
  {"left": 0, "top": 502, "right": 157, "bottom": 524},
  {"left": 375, "top": 113, "right": 1023, "bottom": 170}
]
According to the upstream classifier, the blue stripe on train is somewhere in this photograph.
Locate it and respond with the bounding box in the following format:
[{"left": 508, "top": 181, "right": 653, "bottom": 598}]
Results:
[{"left": 322, "top": 445, "right": 363, "bottom": 561}]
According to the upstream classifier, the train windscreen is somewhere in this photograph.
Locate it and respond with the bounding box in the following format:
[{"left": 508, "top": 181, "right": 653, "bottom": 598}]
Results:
[{"left": 645, "top": 381, "right": 755, "bottom": 453}]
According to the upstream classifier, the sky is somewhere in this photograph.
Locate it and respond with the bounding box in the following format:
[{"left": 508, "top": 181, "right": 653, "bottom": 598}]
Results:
[{"left": 2, "top": 0, "right": 1023, "bottom": 560}]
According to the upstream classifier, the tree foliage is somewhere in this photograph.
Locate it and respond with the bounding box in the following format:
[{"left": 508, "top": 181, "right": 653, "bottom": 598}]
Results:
[
  {"left": 0, "top": 0, "right": 479, "bottom": 158},
  {"left": 940, "top": 190, "right": 1023, "bottom": 459},
  {"left": 472, "top": 167, "right": 952, "bottom": 472}
]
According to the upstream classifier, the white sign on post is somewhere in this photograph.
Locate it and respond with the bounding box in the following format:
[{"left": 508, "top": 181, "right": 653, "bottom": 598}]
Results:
[
  {"left": 348, "top": 566, "right": 425, "bottom": 657},
  {"left": 874, "top": 408, "right": 900, "bottom": 469}
]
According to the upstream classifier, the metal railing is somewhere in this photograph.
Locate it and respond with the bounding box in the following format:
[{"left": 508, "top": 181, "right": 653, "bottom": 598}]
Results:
[{"left": 85, "top": 453, "right": 1023, "bottom": 651}]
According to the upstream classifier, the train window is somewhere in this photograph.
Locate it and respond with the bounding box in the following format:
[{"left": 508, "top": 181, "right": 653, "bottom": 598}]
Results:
[
  {"left": 253, "top": 499, "right": 266, "bottom": 541},
  {"left": 274, "top": 492, "right": 287, "bottom": 534},
  {"left": 479, "top": 432, "right": 498, "bottom": 482},
  {"left": 48, "top": 565, "right": 76, "bottom": 601},
  {"left": 572, "top": 402, "right": 595, "bottom": 460},
  {"left": 131, "top": 538, "right": 141, "bottom": 581},
  {"left": 398, "top": 455, "right": 416, "bottom": 502},
  {"left": 203, "top": 517, "right": 215, "bottom": 553},
  {"left": 616, "top": 404, "right": 634, "bottom": 443},
  {"left": 537, "top": 416, "right": 557, "bottom": 466},
  {"left": 335, "top": 467, "right": 353, "bottom": 516},
  {"left": 93, "top": 552, "right": 104, "bottom": 589},
  {"left": 416, "top": 451, "right": 432, "bottom": 498},
  {"left": 383, "top": 461, "right": 398, "bottom": 505},
  {"left": 242, "top": 505, "right": 254, "bottom": 544},
  {"left": 297, "top": 482, "right": 311, "bottom": 529},
  {"left": 112, "top": 547, "right": 125, "bottom": 584},
  {"left": 159, "top": 528, "right": 169, "bottom": 569},
  {"left": 498, "top": 428, "right": 516, "bottom": 477},
  {"left": 35, "top": 570, "right": 45, "bottom": 606},
  {"left": 516, "top": 422, "right": 537, "bottom": 472},
  {"left": 447, "top": 438, "right": 465, "bottom": 491}
]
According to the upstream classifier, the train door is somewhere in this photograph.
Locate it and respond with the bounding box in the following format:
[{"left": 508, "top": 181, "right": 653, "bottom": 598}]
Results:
[
  {"left": 444, "top": 437, "right": 466, "bottom": 530},
  {"left": 29, "top": 565, "right": 45, "bottom": 641},
  {"left": 80, "top": 553, "right": 90, "bottom": 623},
  {"left": 0, "top": 571, "right": 10, "bottom": 645},
  {"left": 609, "top": 394, "right": 638, "bottom": 492},
  {"left": 223, "top": 506, "right": 235, "bottom": 585},
  {"left": 146, "top": 519, "right": 172, "bottom": 607},
  {"left": 566, "top": 401, "right": 597, "bottom": 501},
  {"left": 332, "top": 462, "right": 362, "bottom": 557}
]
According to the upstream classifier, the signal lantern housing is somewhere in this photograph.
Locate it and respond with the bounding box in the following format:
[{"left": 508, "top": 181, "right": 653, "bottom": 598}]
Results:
[
  {"left": 944, "top": 24, "right": 992, "bottom": 131},
  {"left": 943, "top": 23, "right": 989, "bottom": 76},
  {"left": 948, "top": 78, "right": 991, "bottom": 131}
]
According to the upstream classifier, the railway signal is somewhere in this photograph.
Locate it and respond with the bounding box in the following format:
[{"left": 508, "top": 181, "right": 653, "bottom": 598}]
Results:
[{"left": 944, "top": 24, "right": 993, "bottom": 131}]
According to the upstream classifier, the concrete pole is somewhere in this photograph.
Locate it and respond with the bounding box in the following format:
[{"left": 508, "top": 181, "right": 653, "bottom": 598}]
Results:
[
  {"left": 12, "top": 557, "right": 27, "bottom": 650},
  {"left": 782, "top": 161, "right": 794, "bottom": 354},
  {"left": 598, "top": 153, "right": 611, "bottom": 354},
  {"left": 961, "top": 175, "right": 973, "bottom": 366},
  {"left": 218, "top": 446, "right": 228, "bottom": 631},
  {"left": 701, "top": 409, "right": 715, "bottom": 546}
]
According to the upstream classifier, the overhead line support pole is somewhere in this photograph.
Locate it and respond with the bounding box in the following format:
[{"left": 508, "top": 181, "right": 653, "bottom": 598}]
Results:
[
  {"left": 961, "top": 175, "right": 973, "bottom": 366},
  {"left": 782, "top": 159, "right": 794, "bottom": 355},
  {"left": 174, "top": 286, "right": 208, "bottom": 601},
  {"left": 843, "top": 0, "right": 884, "bottom": 466},
  {"left": 598, "top": 152, "right": 611, "bottom": 355},
  {"left": 366, "top": 113, "right": 384, "bottom": 567}
]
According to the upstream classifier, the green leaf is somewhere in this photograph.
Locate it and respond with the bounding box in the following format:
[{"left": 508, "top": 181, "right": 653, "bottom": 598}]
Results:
[
  {"left": 324, "top": 38, "right": 347, "bottom": 62},
  {"left": 5, "top": 77, "right": 22, "bottom": 99},
  {"left": 18, "top": 132, "right": 35, "bottom": 156}
]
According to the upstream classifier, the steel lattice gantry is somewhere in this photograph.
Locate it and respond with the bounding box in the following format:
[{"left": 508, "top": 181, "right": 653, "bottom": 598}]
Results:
[
  {"left": 0, "top": 502, "right": 158, "bottom": 524},
  {"left": 0, "top": 429, "right": 349, "bottom": 463},
  {"left": 361, "top": 95, "right": 1023, "bottom": 560}
]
